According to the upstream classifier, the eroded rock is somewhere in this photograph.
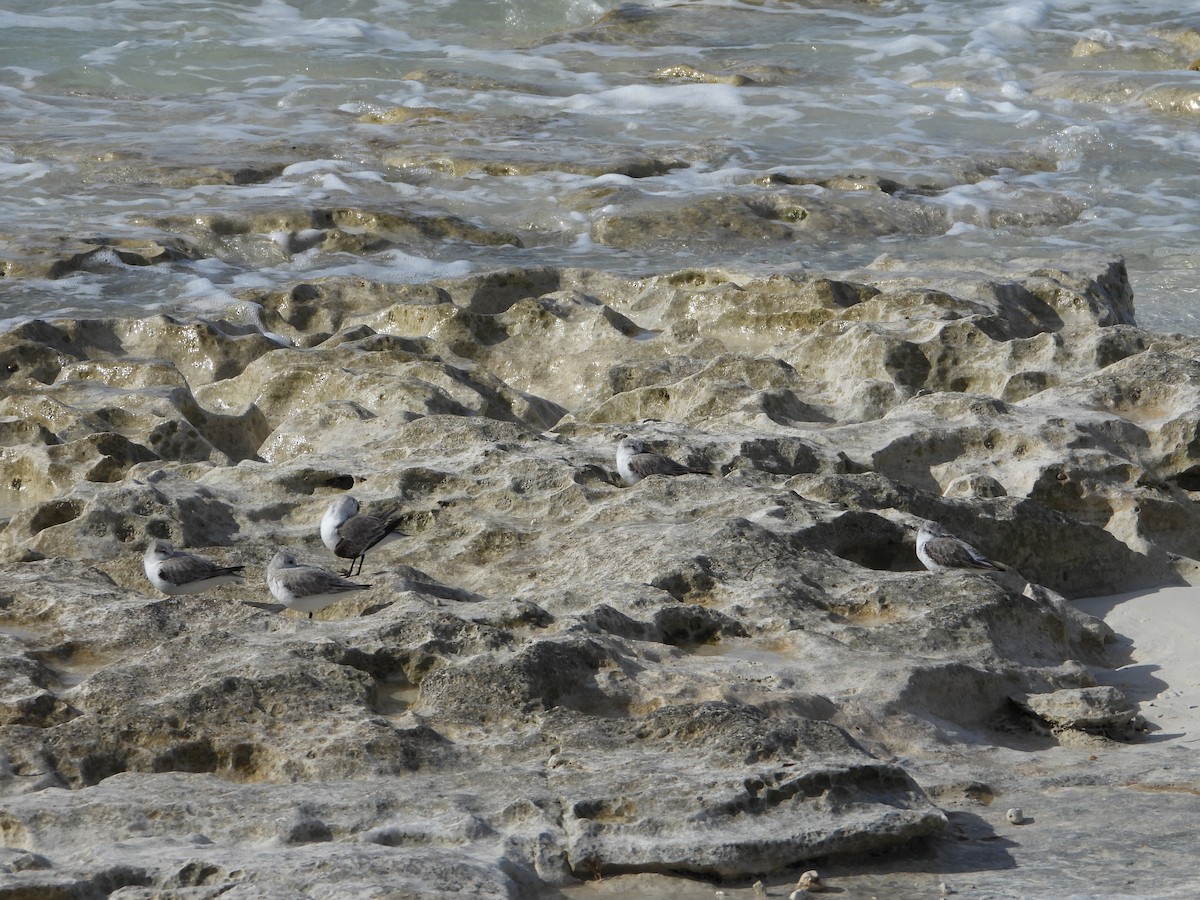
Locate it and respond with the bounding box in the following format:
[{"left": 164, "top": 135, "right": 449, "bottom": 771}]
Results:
[
  {"left": 1013, "top": 685, "right": 1142, "bottom": 737},
  {"left": 0, "top": 254, "right": 1194, "bottom": 893}
]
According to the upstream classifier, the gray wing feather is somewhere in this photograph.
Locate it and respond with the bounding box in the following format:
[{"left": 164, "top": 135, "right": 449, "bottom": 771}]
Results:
[
  {"left": 160, "top": 554, "right": 244, "bottom": 586},
  {"left": 926, "top": 537, "right": 1004, "bottom": 571},
  {"left": 629, "top": 452, "right": 707, "bottom": 479},
  {"left": 336, "top": 514, "right": 402, "bottom": 558},
  {"left": 283, "top": 567, "right": 371, "bottom": 596}
]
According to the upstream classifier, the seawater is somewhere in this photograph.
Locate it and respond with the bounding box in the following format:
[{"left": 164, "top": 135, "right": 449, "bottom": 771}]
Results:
[{"left": 2, "top": 0, "right": 1199, "bottom": 331}]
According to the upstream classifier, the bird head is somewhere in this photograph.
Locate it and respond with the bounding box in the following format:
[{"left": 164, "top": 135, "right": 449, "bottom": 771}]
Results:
[
  {"left": 145, "top": 539, "right": 173, "bottom": 559},
  {"left": 269, "top": 551, "right": 298, "bottom": 570}
]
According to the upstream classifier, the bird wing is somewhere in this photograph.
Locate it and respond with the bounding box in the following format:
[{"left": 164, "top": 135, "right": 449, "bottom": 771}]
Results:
[
  {"left": 336, "top": 513, "right": 403, "bottom": 557},
  {"left": 293, "top": 566, "right": 372, "bottom": 595},
  {"left": 158, "top": 553, "right": 244, "bottom": 586},
  {"left": 629, "top": 452, "right": 707, "bottom": 479},
  {"left": 925, "top": 537, "right": 1004, "bottom": 571}
]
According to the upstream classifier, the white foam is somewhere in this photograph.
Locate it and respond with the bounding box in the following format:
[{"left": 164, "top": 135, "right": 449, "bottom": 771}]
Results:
[
  {"left": 555, "top": 82, "right": 749, "bottom": 118},
  {"left": 0, "top": 160, "right": 52, "bottom": 184},
  {"left": 176, "top": 276, "right": 242, "bottom": 310},
  {"left": 0, "top": 0, "right": 1197, "bottom": 332},
  {"left": 853, "top": 34, "right": 954, "bottom": 60},
  {"left": 0, "top": 11, "right": 99, "bottom": 30}
]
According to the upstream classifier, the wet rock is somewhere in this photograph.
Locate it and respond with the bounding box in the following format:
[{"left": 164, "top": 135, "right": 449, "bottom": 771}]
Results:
[
  {"left": 652, "top": 64, "right": 755, "bottom": 86},
  {"left": 1034, "top": 71, "right": 1200, "bottom": 117},
  {"left": 383, "top": 145, "right": 686, "bottom": 179},
  {"left": 0, "top": 235, "right": 206, "bottom": 280},
  {"left": 132, "top": 204, "right": 522, "bottom": 268}
]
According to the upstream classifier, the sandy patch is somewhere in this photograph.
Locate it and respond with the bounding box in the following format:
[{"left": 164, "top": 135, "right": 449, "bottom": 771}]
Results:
[{"left": 1076, "top": 584, "right": 1200, "bottom": 743}]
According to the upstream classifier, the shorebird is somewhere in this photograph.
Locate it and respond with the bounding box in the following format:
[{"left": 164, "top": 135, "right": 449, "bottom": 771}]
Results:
[
  {"left": 615, "top": 437, "right": 709, "bottom": 486},
  {"left": 143, "top": 540, "right": 245, "bottom": 596},
  {"left": 916, "top": 521, "right": 1006, "bottom": 573},
  {"left": 266, "top": 551, "right": 371, "bottom": 619},
  {"left": 320, "top": 494, "right": 404, "bottom": 576}
]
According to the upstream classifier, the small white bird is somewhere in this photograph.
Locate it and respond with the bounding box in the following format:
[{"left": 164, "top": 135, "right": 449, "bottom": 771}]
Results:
[
  {"left": 320, "top": 494, "right": 404, "bottom": 576},
  {"left": 143, "top": 539, "right": 245, "bottom": 596},
  {"left": 615, "top": 437, "right": 709, "bottom": 486},
  {"left": 266, "top": 551, "right": 371, "bottom": 619},
  {"left": 916, "top": 521, "right": 1006, "bottom": 573}
]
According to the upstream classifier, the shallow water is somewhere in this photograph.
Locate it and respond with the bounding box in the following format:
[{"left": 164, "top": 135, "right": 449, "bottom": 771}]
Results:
[{"left": 2, "top": 0, "right": 1199, "bottom": 331}]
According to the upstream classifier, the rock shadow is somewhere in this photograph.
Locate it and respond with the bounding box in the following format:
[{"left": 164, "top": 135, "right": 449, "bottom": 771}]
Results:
[
  {"left": 386, "top": 565, "right": 488, "bottom": 605},
  {"left": 797, "top": 512, "right": 915, "bottom": 572},
  {"left": 175, "top": 494, "right": 243, "bottom": 548},
  {"left": 821, "top": 809, "right": 1018, "bottom": 882}
]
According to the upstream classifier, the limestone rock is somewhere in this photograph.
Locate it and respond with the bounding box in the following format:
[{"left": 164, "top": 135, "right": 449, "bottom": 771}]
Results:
[
  {"left": 553, "top": 703, "right": 947, "bottom": 878},
  {"left": 0, "top": 255, "right": 1196, "bottom": 892},
  {"left": 134, "top": 205, "right": 522, "bottom": 267},
  {"left": 1013, "top": 686, "right": 1142, "bottom": 736},
  {"left": 1034, "top": 71, "right": 1200, "bottom": 116}
]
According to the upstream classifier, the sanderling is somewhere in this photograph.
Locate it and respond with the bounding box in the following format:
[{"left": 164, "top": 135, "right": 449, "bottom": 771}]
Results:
[
  {"left": 143, "top": 539, "right": 245, "bottom": 596},
  {"left": 320, "top": 494, "right": 404, "bottom": 576},
  {"left": 615, "top": 437, "right": 708, "bottom": 486},
  {"left": 916, "top": 521, "right": 1006, "bottom": 573},
  {"left": 266, "top": 550, "right": 371, "bottom": 619}
]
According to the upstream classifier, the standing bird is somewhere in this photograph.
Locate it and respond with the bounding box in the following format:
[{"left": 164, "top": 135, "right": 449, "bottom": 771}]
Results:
[
  {"left": 615, "top": 437, "right": 709, "bottom": 486},
  {"left": 143, "top": 539, "right": 245, "bottom": 596},
  {"left": 266, "top": 551, "right": 371, "bottom": 619},
  {"left": 320, "top": 494, "right": 405, "bottom": 576},
  {"left": 916, "top": 521, "right": 1006, "bottom": 573}
]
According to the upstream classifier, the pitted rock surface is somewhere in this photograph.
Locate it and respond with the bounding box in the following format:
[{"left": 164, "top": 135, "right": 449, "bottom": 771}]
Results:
[{"left": 1, "top": 254, "right": 1197, "bottom": 895}]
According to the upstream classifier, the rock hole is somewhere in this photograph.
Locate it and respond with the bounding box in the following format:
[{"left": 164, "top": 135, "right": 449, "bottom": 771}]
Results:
[
  {"left": 175, "top": 861, "right": 226, "bottom": 886},
  {"left": 228, "top": 742, "right": 266, "bottom": 778},
  {"left": 79, "top": 751, "right": 127, "bottom": 786},
  {"left": 29, "top": 499, "right": 84, "bottom": 534},
  {"left": 653, "top": 605, "right": 745, "bottom": 646},
  {"left": 1171, "top": 466, "right": 1200, "bottom": 492},
  {"left": 371, "top": 678, "right": 421, "bottom": 716},
  {"left": 152, "top": 739, "right": 219, "bottom": 774}
]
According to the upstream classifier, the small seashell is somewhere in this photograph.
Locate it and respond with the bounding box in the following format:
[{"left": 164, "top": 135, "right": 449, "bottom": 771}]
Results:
[
  {"left": 940, "top": 882, "right": 957, "bottom": 896},
  {"left": 797, "top": 869, "right": 823, "bottom": 891},
  {"left": 1006, "top": 807, "right": 1025, "bottom": 825}
]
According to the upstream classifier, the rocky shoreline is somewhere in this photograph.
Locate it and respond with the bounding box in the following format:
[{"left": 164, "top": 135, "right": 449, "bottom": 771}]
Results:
[{"left": 3, "top": 252, "right": 1200, "bottom": 896}]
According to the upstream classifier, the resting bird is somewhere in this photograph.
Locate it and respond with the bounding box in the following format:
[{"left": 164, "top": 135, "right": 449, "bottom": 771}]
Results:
[
  {"left": 266, "top": 551, "right": 371, "bottom": 619},
  {"left": 916, "top": 521, "right": 1006, "bottom": 573},
  {"left": 615, "top": 437, "right": 709, "bottom": 486},
  {"left": 143, "top": 539, "right": 245, "bottom": 596},
  {"left": 320, "top": 494, "right": 404, "bottom": 576}
]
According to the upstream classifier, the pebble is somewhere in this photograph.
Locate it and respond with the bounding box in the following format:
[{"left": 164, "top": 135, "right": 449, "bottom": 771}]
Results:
[{"left": 797, "top": 870, "right": 823, "bottom": 892}]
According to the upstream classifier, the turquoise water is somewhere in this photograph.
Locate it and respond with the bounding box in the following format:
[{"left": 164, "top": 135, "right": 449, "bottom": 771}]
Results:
[{"left": 2, "top": 0, "right": 1198, "bottom": 330}]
